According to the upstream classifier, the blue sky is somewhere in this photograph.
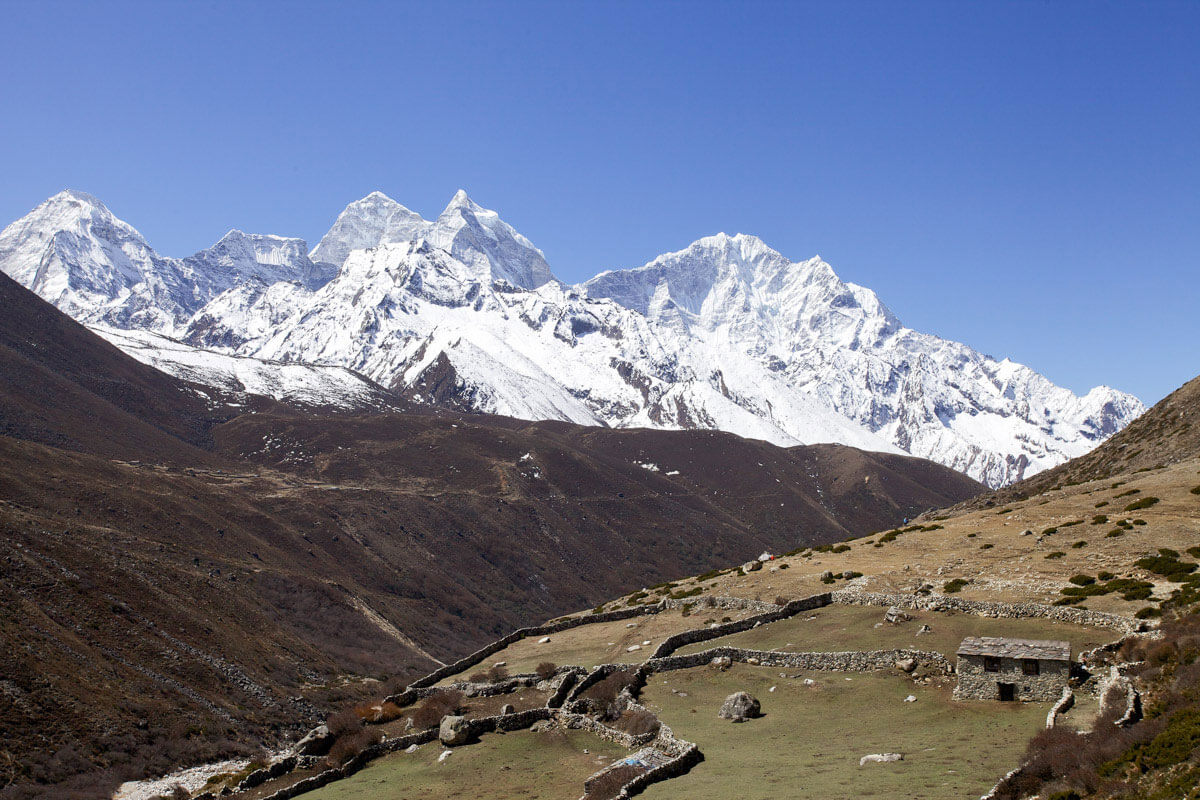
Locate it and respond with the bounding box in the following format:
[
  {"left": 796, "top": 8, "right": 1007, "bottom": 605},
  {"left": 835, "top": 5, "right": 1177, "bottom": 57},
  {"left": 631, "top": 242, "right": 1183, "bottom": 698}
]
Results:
[{"left": 1, "top": 1, "right": 1196, "bottom": 404}]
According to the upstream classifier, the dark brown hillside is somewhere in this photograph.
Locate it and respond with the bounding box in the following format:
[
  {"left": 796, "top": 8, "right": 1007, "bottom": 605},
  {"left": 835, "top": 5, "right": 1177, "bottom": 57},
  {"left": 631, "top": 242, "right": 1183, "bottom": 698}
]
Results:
[
  {"left": 0, "top": 271, "right": 241, "bottom": 464},
  {"left": 0, "top": 275, "right": 983, "bottom": 798}
]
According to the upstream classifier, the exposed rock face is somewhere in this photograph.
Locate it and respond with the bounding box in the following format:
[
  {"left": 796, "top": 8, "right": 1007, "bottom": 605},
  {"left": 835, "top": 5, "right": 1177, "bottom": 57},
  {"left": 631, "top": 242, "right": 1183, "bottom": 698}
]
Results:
[
  {"left": 710, "top": 656, "right": 733, "bottom": 671},
  {"left": 717, "top": 691, "right": 761, "bottom": 722},
  {"left": 438, "top": 714, "right": 470, "bottom": 746}
]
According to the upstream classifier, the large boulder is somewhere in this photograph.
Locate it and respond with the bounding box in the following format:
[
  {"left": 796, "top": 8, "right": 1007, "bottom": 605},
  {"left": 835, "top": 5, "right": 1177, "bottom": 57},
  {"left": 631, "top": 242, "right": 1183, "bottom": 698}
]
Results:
[
  {"left": 439, "top": 715, "right": 471, "bottom": 746},
  {"left": 292, "top": 724, "right": 333, "bottom": 757},
  {"left": 710, "top": 656, "right": 733, "bottom": 671},
  {"left": 742, "top": 560, "right": 762, "bottom": 575},
  {"left": 718, "top": 691, "right": 760, "bottom": 722}
]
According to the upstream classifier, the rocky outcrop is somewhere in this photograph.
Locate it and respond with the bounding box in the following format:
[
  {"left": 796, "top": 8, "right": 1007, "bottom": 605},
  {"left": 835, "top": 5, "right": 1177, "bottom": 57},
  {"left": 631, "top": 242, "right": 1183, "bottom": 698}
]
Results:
[{"left": 717, "top": 692, "right": 760, "bottom": 722}]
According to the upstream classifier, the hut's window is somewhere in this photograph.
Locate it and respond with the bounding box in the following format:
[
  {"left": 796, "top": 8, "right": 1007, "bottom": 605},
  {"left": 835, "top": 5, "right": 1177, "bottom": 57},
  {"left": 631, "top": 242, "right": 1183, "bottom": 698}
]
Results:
[
  {"left": 1022, "top": 659, "right": 1040, "bottom": 675},
  {"left": 984, "top": 656, "right": 1001, "bottom": 672}
]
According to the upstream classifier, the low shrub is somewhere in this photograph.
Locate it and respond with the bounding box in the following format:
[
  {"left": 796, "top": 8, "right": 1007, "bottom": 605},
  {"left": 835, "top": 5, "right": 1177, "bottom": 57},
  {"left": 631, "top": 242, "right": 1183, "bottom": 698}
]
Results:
[
  {"left": 1135, "top": 554, "right": 1198, "bottom": 582},
  {"left": 1123, "top": 497, "right": 1160, "bottom": 512},
  {"left": 1069, "top": 574, "right": 1096, "bottom": 586},
  {"left": 1098, "top": 571, "right": 1116, "bottom": 581},
  {"left": 410, "top": 690, "right": 466, "bottom": 729},
  {"left": 325, "top": 727, "right": 382, "bottom": 767},
  {"left": 1191, "top": 486, "right": 1200, "bottom": 495},
  {"left": 943, "top": 578, "right": 968, "bottom": 593},
  {"left": 831, "top": 544, "right": 851, "bottom": 553},
  {"left": 1091, "top": 515, "right": 1109, "bottom": 524},
  {"left": 535, "top": 661, "right": 558, "bottom": 679},
  {"left": 1094, "top": 500, "right": 1109, "bottom": 508},
  {"left": 980, "top": 543, "right": 994, "bottom": 550},
  {"left": 843, "top": 570, "right": 863, "bottom": 579},
  {"left": 1042, "top": 527, "right": 1059, "bottom": 535},
  {"left": 1045, "top": 551, "right": 1066, "bottom": 559},
  {"left": 613, "top": 707, "right": 660, "bottom": 736},
  {"left": 1115, "top": 488, "right": 1140, "bottom": 498},
  {"left": 1072, "top": 540, "right": 1088, "bottom": 549}
]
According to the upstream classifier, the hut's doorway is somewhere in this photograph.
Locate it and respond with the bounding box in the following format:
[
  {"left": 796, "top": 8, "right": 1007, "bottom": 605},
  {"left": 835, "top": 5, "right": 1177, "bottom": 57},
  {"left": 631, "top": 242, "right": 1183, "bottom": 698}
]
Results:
[{"left": 998, "top": 683, "right": 1016, "bottom": 701}]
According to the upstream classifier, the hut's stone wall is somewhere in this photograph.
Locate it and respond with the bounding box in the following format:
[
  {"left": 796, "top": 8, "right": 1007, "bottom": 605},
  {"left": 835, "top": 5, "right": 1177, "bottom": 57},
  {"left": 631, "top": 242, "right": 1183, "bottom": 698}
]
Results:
[{"left": 954, "top": 654, "right": 1069, "bottom": 701}]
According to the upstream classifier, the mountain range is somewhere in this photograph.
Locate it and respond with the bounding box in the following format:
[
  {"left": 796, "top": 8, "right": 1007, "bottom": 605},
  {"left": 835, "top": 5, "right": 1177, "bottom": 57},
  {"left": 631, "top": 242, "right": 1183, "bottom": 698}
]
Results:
[{"left": 0, "top": 189, "right": 1145, "bottom": 487}]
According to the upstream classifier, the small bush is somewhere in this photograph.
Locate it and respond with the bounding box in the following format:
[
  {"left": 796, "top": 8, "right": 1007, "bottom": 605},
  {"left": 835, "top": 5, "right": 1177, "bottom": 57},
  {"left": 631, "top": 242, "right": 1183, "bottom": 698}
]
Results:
[
  {"left": 1135, "top": 554, "right": 1198, "bottom": 581},
  {"left": 843, "top": 570, "right": 863, "bottom": 579},
  {"left": 1123, "top": 497, "right": 1160, "bottom": 512},
  {"left": 980, "top": 543, "right": 994, "bottom": 550},
  {"left": 1115, "top": 488, "right": 1140, "bottom": 498},
  {"left": 1187, "top": 547, "right": 1200, "bottom": 559},
  {"left": 778, "top": 562, "right": 789, "bottom": 569},
  {"left": 326, "top": 710, "right": 362, "bottom": 738},
  {"left": 1072, "top": 541, "right": 1088, "bottom": 549},
  {"left": 943, "top": 578, "right": 968, "bottom": 593},
  {"left": 1135, "top": 606, "right": 1162, "bottom": 619},
  {"left": 1106, "top": 529, "right": 1125, "bottom": 538},
  {"left": 410, "top": 690, "right": 465, "bottom": 729},
  {"left": 1042, "top": 527, "right": 1058, "bottom": 535},
  {"left": 1045, "top": 551, "right": 1066, "bottom": 559},
  {"left": 1069, "top": 574, "right": 1096, "bottom": 586},
  {"left": 1091, "top": 515, "right": 1108, "bottom": 524},
  {"left": 325, "top": 727, "right": 382, "bottom": 767},
  {"left": 1190, "top": 485, "right": 1200, "bottom": 495},
  {"left": 1094, "top": 501, "right": 1109, "bottom": 508},
  {"left": 831, "top": 544, "right": 851, "bottom": 553},
  {"left": 1098, "top": 571, "right": 1116, "bottom": 581},
  {"left": 775, "top": 595, "right": 789, "bottom": 606},
  {"left": 614, "top": 707, "right": 660, "bottom": 736},
  {"left": 535, "top": 662, "right": 558, "bottom": 679}
]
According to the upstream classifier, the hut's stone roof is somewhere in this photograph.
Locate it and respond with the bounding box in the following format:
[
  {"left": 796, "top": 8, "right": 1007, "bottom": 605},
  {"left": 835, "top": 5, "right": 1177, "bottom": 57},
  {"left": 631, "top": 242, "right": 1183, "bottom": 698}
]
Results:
[{"left": 956, "top": 636, "right": 1070, "bottom": 661}]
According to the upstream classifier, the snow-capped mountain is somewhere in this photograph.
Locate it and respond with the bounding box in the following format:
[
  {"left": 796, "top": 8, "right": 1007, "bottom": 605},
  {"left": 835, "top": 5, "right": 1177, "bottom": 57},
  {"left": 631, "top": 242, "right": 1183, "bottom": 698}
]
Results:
[
  {"left": 0, "top": 189, "right": 1145, "bottom": 487},
  {"left": 0, "top": 190, "right": 333, "bottom": 331}
]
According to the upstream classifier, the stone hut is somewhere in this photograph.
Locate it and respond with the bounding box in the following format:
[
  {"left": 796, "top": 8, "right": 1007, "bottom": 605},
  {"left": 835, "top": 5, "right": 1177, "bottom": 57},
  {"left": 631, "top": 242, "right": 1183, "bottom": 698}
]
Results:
[{"left": 954, "top": 637, "right": 1070, "bottom": 702}]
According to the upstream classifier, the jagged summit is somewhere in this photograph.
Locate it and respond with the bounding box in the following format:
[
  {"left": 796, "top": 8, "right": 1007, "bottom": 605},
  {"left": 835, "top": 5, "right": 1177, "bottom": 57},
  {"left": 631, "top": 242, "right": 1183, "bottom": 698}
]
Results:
[{"left": 0, "top": 189, "right": 1146, "bottom": 487}]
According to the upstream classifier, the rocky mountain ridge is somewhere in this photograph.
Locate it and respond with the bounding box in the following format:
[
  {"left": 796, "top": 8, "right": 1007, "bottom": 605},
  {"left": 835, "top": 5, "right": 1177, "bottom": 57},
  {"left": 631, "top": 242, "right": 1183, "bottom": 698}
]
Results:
[{"left": 0, "top": 190, "right": 1145, "bottom": 487}]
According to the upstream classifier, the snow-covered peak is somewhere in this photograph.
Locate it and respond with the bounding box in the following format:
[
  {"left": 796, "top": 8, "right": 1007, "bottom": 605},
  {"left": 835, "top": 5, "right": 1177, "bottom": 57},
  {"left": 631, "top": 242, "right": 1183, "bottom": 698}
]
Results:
[
  {"left": 0, "top": 189, "right": 163, "bottom": 315},
  {"left": 427, "top": 191, "right": 555, "bottom": 289},
  {"left": 190, "top": 230, "right": 335, "bottom": 291},
  {"left": 309, "top": 191, "right": 430, "bottom": 269}
]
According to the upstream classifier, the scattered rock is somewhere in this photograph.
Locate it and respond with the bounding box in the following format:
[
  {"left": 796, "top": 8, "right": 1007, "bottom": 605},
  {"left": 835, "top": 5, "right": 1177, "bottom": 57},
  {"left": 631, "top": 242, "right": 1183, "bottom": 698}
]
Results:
[
  {"left": 1022, "top": 529, "right": 1035, "bottom": 536},
  {"left": 404, "top": 743, "right": 420, "bottom": 754},
  {"left": 747, "top": 657, "right": 760, "bottom": 665},
  {"left": 904, "top": 695, "right": 917, "bottom": 703},
  {"left": 718, "top": 691, "right": 761, "bottom": 722},
  {"left": 884, "top": 607, "right": 911, "bottom": 624},
  {"left": 530, "top": 720, "right": 552, "bottom": 733},
  {"left": 500, "top": 704, "right": 515, "bottom": 715},
  {"left": 493, "top": 661, "right": 507, "bottom": 668},
  {"left": 627, "top": 645, "right": 641, "bottom": 652},
  {"left": 626, "top": 623, "right": 638, "bottom": 628},
  {"left": 895, "top": 658, "right": 917, "bottom": 673},
  {"left": 742, "top": 560, "right": 762, "bottom": 574},
  {"left": 642, "top": 640, "right": 651, "bottom": 646},
  {"left": 710, "top": 656, "right": 733, "bottom": 671},
  {"left": 820, "top": 570, "right": 834, "bottom": 581},
  {"left": 438, "top": 750, "right": 453, "bottom": 763},
  {"left": 859, "top": 753, "right": 903, "bottom": 765},
  {"left": 768, "top": 685, "right": 777, "bottom": 693},
  {"left": 292, "top": 724, "right": 332, "bottom": 757},
  {"left": 439, "top": 715, "right": 471, "bottom": 746},
  {"left": 802, "top": 678, "right": 816, "bottom": 686},
  {"left": 538, "top": 636, "right": 551, "bottom": 644},
  {"left": 915, "top": 624, "right": 932, "bottom": 636}
]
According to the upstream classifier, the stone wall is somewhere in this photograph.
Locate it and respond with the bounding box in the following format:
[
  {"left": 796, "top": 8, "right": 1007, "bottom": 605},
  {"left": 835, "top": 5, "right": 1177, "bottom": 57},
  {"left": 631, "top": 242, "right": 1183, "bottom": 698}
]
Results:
[
  {"left": 1045, "top": 686, "right": 1074, "bottom": 728},
  {"left": 650, "top": 593, "right": 833, "bottom": 659},
  {"left": 406, "top": 603, "right": 662, "bottom": 690},
  {"left": 954, "top": 654, "right": 1069, "bottom": 702},
  {"left": 831, "top": 589, "right": 1145, "bottom": 634},
  {"left": 648, "top": 646, "right": 951, "bottom": 674}
]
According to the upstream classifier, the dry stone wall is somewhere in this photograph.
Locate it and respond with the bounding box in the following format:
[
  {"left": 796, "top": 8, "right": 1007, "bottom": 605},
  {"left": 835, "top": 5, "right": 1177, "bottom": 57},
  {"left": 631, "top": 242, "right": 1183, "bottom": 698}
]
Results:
[
  {"left": 648, "top": 646, "right": 952, "bottom": 674},
  {"left": 651, "top": 593, "right": 833, "bottom": 659},
  {"left": 831, "top": 589, "right": 1144, "bottom": 634}
]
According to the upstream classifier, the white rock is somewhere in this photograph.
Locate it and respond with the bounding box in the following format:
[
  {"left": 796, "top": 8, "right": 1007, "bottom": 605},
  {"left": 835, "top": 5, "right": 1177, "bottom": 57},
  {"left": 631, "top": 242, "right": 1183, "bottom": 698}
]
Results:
[
  {"left": 405, "top": 744, "right": 419, "bottom": 753},
  {"left": 538, "top": 636, "right": 551, "bottom": 644},
  {"left": 627, "top": 645, "right": 641, "bottom": 652},
  {"left": 642, "top": 640, "right": 651, "bottom": 646},
  {"left": 859, "top": 753, "right": 903, "bottom": 765},
  {"left": 438, "top": 750, "right": 453, "bottom": 763},
  {"left": 904, "top": 695, "right": 917, "bottom": 703},
  {"left": 768, "top": 686, "right": 777, "bottom": 693}
]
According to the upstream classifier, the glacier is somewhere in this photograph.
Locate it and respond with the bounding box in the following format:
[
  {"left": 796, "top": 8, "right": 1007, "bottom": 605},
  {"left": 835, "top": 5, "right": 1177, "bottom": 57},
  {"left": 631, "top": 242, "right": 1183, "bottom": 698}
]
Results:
[{"left": 0, "top": 188, "right": 1145, "bottom": 487}]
